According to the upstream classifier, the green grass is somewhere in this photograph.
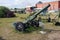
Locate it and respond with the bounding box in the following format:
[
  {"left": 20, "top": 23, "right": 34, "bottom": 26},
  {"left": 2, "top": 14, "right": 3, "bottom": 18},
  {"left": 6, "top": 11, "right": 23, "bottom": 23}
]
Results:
[
  {"left": 0, "top": 13, "right": 31, "bottom": 40},
  {"left": 0, "top": 13, "right": 60, "bottom": 40}
]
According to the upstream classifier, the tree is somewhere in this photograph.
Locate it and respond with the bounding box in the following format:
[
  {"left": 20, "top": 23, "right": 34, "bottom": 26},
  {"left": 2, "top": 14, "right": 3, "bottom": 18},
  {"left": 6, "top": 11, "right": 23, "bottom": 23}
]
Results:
[
  {"left": 37, "top": 1, "right": 43, "bottom": 4},
  {"left": 14, "top": 8, "right": 17, "bottom": 13},
  {"left": 59, "top": 10, "right": 60, "bottom": 17},
  {"left": 0, "top": 6, "right": 15, "bottom": 18}
]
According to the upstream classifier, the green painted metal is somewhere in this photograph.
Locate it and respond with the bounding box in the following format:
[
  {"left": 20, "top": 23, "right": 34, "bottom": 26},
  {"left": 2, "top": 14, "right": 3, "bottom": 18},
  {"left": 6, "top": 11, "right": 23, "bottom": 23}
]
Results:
[{"left": 23, "top": 4, "right": 50, "bottom": 23}]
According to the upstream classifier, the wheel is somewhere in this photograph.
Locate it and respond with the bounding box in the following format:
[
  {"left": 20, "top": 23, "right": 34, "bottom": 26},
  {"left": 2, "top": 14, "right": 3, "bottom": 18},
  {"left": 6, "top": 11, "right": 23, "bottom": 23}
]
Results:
[
  {"left": 55, "top": 22, "right": 60, "bottom": 26},
  {"left": 14, "top": 22, "right": 25, "bottom": 31},
  {"left": 28, "top": 20, "right": 39, "bottom": 27}
]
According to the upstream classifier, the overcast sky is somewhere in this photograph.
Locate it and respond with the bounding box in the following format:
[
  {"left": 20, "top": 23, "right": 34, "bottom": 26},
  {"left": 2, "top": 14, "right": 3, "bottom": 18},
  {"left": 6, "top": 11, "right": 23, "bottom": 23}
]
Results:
[{"left": 0, "top": 0, "right": 58, "bottom": 8}]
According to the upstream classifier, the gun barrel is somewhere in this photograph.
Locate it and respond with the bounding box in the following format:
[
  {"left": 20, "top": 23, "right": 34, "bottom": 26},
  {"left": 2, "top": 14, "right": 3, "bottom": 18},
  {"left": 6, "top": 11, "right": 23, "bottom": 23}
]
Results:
[
  {"left": 35, "top": 4, "right": 50, "bottom": 16},
  {"left": 23, "top": 4, "right": 50, "bottom": 23}
]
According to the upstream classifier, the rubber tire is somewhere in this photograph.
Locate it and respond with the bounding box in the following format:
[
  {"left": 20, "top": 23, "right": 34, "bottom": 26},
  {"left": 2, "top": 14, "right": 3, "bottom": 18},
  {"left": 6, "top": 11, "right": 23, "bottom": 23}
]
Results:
[{"left": 15, "top": 22, "right": 25, "bottom": 31}]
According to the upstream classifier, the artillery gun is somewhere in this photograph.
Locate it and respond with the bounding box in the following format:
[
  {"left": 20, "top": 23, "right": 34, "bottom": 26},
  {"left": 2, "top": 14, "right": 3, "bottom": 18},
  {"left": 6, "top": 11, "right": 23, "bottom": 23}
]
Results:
[{"left": 13, "top": 4, "right": 50, "bottom": 31}]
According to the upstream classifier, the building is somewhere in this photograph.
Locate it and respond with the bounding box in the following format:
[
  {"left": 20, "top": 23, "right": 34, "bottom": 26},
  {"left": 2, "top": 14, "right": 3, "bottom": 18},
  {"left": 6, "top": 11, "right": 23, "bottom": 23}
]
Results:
[
  {"left": 36, "top": 1, "right": 60, "bottom": 12},
  {"left": 26, "top": 0, "right": 60, "bottom": 13},
  {"left": 25, "top": 6, "right": 36, "bottom": 13}
]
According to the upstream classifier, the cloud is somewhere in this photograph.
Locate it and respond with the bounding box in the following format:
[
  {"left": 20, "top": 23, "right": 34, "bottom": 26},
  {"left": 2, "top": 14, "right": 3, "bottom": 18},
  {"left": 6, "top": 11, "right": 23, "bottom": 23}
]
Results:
[
  {"left": 14, "top": 0, "right": 21, "bottom": 5},
  {"left": 0, "top": 0, "right": 13, "bottom": 8},
  {"left": 0, "top": 0, "right": 57, "bottom": 8},
  {"left": 0, "top": 0, "right": 40, "bottom": 8}
]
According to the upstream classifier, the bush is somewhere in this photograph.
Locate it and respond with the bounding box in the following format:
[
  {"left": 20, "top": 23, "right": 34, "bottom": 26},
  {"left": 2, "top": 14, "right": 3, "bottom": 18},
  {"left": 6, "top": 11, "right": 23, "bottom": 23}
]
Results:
[
  {"left": 23, "top": 26, "right": 42, "bottom": 33},
  {"left": 59, "top": 13, "right": 60, "bottom": 18},
  {"left": 0, "top": 10, "right": 4, "bottom": 17},
  {"left": 0, "top": 6, "right": 15, "bottom": 18},
  {"left": 24, "top": 26, "right": 35, "bottom": 33}
]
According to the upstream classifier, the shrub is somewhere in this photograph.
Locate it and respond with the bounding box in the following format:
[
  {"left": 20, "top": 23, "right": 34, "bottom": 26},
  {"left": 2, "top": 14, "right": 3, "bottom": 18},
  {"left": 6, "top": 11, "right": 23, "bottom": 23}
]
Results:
[
  {"left": 0, "top": 6, "right": 15, "bottom": 18},
  {"left": 23, "top": 26, "right": 42, "bottom": 33},
  {"left": 59, "top": 13, "right": 60, "bottom": 17},
  {"left": 24, "top": 26, "right": 35, "bottom": 33}
]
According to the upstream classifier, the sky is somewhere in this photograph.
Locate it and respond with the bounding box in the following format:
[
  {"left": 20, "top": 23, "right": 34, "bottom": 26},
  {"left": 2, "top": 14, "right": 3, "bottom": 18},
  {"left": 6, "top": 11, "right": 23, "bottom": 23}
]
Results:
[{"left": 0, "top": 0, "right": 58, "bottom": 8}]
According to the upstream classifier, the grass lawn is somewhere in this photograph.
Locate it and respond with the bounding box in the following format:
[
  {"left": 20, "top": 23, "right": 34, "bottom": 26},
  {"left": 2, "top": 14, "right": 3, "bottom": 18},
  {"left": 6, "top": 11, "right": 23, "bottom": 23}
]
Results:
[{"left": 0, "top": 13, "right": 60, "bottom": 40}]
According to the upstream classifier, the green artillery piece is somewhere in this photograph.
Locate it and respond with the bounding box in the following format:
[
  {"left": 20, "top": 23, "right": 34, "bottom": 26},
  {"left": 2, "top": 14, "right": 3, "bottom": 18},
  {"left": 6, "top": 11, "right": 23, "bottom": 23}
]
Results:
[{"left": 13, "top": 4, "right": 50, "bottom": 32}]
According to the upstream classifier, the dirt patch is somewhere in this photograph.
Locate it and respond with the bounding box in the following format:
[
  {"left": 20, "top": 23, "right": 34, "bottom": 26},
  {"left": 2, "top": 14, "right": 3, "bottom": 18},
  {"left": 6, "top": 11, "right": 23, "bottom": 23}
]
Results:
[{"left": 47, "top": 31, "right": 60, "bottom": 40}]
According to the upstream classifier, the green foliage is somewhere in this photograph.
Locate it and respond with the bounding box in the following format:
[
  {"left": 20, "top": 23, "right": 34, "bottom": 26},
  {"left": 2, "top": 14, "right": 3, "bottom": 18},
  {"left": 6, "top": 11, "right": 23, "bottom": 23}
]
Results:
[
  {"left": 24, "top": 26, "right": 42, "bottom": 33},
  {"left": 25, "top": 26, "right": 35, "bottom": 33},
  {"left": 0, "top": 6, "right": 9, "bottom": 17},
  {"left": 0, "top": 6, "right": 15, "bottom": 18},
  {"left": 59, "top": 10, "right": 60, "bottom": 18},
  {"left": 0, "top": 10, "right": 4, "bottom": 17},
  {"left": 59, "top": 13, "right": 60, "bottom": 18}
]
